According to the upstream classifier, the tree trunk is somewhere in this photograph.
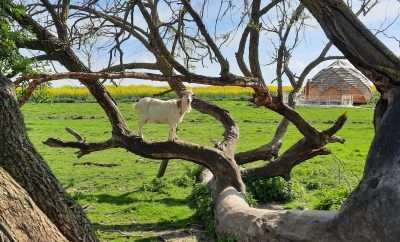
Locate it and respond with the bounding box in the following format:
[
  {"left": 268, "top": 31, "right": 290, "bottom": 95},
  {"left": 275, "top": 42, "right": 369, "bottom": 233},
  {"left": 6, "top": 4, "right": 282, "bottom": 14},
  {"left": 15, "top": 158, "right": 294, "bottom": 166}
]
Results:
[
  {"left": 0, "top": 168, "right": 68, "bottom": 242},
  {"left": 297, "top": 1, "right": 400, "bottom": 239},
  {"left": 333, "top": 87, "right": 400, "bottom": 241},
  {"left": 0, "top": 75, "right": 98, "bottom": 242}
]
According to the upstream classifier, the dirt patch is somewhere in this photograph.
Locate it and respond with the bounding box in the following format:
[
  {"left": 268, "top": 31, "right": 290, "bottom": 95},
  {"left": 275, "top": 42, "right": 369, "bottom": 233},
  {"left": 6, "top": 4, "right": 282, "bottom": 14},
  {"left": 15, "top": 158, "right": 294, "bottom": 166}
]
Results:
[{"left": 156, "top": 229, "right": 213, "bottom": 242}]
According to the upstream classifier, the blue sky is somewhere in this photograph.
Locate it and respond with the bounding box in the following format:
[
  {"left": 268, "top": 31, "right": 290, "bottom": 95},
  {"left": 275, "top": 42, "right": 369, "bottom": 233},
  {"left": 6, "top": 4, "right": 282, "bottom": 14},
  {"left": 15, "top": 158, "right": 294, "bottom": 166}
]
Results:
[{"left": 39, "top": 0, "right": 400, "bottom": 87}]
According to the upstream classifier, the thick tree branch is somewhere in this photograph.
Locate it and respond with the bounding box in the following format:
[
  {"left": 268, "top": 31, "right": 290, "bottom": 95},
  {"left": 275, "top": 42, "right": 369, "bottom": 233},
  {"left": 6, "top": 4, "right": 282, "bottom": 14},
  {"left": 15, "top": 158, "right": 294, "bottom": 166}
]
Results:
[
  {"left": 249, "top": 0, "right": 264, "bottom": 83},
  {"left": 300, "top": 0, "right": 400, "bottom": 92},
  {"left": 15, "top": 39, "right": 44, "bottom": 51},
  {"left": 192, "top": 98, "right": 239, "bottom": 158},
  {"left": 19, "top": 71, "right": 262, "bottom": 89},
  {"left": 44, "top": 138, "right": 115, "bottom": 158},
  {"left": 40, "top": 0, "right": 68, "bottom": 40},
  {"left": 8, "top": 3, "right": 130, "bottom": 136},
  {"left": 235, "top": 0, "right": 282, "bottom": 78},
  {"left": 235, "top": 118, "right": 288, "bottom": 165},
  {"left": 235, "top": 26, "right": 252, "bottom": 77},
  {"left": 43, "top": 128, "right": 245, "bottom": 193}
]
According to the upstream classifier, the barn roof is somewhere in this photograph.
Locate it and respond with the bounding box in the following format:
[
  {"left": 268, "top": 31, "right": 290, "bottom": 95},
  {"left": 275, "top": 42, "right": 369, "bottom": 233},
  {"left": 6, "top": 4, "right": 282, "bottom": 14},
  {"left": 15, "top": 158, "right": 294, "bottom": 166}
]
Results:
[{"left": 310, "top": 60, "right": 372, "bottom": 93}]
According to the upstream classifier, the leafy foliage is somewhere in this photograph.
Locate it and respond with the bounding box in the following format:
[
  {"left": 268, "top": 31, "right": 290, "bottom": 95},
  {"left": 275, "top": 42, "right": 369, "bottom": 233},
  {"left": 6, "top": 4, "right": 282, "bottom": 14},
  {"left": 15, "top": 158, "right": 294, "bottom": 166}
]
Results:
[
  {"left": 139, "top": 178, "right": 172, "bottom": 194},
  {"left": 172, "top": 174, "right": 195, "bottom": 187},
  {"left": 246, "top": 177, "right": 299, "bottom": 203},
  {"left": 0, "top": 1, "right": 32, "bottom": 76},
  {"left": 315, "top": 187, "right": 350, "bottom": 210},
  {"left": 16, "top": 83, "right": 53, "bottom": 103},
  {"left": 188, "top": 184, "right": 215, "bottom": 235}
]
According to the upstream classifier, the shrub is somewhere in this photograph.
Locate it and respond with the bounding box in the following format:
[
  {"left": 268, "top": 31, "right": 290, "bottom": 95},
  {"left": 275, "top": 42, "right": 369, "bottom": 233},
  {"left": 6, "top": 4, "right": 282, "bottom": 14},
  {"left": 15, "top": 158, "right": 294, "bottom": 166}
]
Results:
[
  {"left": 315, "top": 187, "right": 350, "bottom": 210},
  {"left": 246, "top": 177, "right": 298, "bottom": 203},
  {"left": 17, "top": 83, "right": 53, "bottom": 103},
  {"left": 244, "top": 192, "right": 258, "bottom": 207},
  {"left": 188, "top": 184, "right": 215, "bottom": 235},
  {"left": 368, "top": 91, "right": 380, "bottom": 105},
  {"left": 31, "top": 85, "right": 52, "bottom": 103},
  {"left": 139, "top": 178, "right": 171, "bottom": 194},
  {"left": 305, "top": 181, "right": 321, "bottom": 190},
  {"left": 172, "top": 174, "right": 194, "bottom": 187}
]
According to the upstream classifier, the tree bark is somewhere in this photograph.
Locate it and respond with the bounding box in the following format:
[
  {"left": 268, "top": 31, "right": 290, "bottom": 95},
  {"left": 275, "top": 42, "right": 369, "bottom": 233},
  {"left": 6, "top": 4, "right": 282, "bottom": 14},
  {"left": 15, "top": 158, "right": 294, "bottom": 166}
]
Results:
[
  {"left": 0, "top": 75, "right": 97, "bottom": 242},
  {"left": 333, "top": 87, "right": 400, "bottom": 241},
  {"left": 0, "top": 168, "right": 68, "bottom": 242},
  {"left": 298, "top": 2, "right": 400, "bottom": 239}
]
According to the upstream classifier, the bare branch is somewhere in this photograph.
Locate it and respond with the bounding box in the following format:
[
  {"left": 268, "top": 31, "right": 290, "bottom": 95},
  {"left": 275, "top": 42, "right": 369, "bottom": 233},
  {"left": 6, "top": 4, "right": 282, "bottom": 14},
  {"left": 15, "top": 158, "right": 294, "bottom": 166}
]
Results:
[
  {"left": 99, "top": 62, "right": 159, "bottom": 72},
  {"left": 181, "top": 0, "right": 230, "bottom": 75},
  {"left": 235, "top": 26, "right": 252, "bottom": 77},
  {"left": 259, "top": 0, "right": 284, "bottom": 17},
  {"left": 19, "top": 71, "right": 262, "bottom": 89},
  {"left": 65, "top": 127, "right": 85, "bottom": 143},
  {"left": 249, "top": 0, "right": 264, "bottom": 82},
  {"left": 152, "top": 89, "right": 173, "bottom": 97}
]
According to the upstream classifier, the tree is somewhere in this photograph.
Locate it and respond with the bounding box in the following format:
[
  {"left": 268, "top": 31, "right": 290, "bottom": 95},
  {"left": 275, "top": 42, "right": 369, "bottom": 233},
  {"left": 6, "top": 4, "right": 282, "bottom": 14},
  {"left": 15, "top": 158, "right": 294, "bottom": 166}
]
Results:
[
  {"left": 0, "top": 75, "right": 69, "bottom": 242},
  {"left": 1, "top": 0, "right": 400, "bottom": 241},
  {"left": 0, "top": 3, "right": 97, "bottom": 241},
  {"left": 0, "top": 74, "right": 97, "bottom": 242}
]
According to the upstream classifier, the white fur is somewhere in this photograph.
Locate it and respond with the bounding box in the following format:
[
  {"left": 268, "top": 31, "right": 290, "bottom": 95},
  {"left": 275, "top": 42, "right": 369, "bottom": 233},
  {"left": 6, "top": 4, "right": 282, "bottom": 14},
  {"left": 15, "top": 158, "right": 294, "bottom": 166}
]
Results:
[{"left": 134, "top": 92, "right": 193, "bottom": 140}]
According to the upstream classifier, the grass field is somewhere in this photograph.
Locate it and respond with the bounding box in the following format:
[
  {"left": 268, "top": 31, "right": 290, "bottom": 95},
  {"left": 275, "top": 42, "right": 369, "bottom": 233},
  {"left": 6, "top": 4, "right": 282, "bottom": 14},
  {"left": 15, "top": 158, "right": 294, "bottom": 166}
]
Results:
[{"left": 21, "top": 101, "right": 374, "bottom": 241}]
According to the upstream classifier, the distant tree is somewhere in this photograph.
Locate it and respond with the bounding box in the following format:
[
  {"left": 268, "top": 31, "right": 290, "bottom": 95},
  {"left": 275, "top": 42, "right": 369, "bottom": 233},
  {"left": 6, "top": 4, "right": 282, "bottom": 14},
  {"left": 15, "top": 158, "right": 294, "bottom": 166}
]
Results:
[{"left": 1, "top": 0, "right": 400, "bottom": 241}]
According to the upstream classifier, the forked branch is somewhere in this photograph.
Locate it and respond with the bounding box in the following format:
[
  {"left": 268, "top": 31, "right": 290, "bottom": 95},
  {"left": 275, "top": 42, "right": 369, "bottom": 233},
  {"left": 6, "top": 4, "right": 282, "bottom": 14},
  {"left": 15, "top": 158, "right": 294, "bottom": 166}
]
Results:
[
  {"left": 43, "top": 128, "right": 114, "bottom": 158},
  {"left": 43, "top": 128, "right": 245, "bottom": 193},
  {"left": 242, "top": 113, "right": 347, "bottom": 180}
]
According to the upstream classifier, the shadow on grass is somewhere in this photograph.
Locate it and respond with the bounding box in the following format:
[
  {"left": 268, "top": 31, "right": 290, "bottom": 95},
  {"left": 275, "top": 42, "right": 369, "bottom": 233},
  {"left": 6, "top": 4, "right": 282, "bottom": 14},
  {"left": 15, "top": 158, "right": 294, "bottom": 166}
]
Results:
[
  {"left": 134, "top": 229, "right": 211, "bottom": 242},
  {"left": 93, "top": 216, "right": 194, "bottom": 233},
  {"left": 76, "top": 191, "right": 188, "bottom": 206}
]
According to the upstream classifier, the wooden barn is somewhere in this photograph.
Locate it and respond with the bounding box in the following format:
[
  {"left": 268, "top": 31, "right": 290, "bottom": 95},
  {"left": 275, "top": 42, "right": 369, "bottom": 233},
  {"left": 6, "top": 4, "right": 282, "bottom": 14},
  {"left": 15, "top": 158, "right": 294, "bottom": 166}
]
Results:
[{"left": 303, "top": 60, "right": 372, "bottom": 105}]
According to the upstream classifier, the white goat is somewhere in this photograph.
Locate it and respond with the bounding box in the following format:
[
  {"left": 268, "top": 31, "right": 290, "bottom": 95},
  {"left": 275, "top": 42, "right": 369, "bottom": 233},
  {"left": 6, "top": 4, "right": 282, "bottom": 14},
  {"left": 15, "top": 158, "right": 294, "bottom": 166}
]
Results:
[{"left": 134, "top": 91, "right": 193, "bottom": 141}]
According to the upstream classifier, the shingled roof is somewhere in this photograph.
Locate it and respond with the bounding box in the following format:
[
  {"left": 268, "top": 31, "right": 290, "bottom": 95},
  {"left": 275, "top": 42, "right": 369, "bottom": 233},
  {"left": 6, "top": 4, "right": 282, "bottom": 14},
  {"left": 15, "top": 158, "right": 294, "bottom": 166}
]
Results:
[{"left": 310, "top": 60, "right": 372, "bottom": 94}]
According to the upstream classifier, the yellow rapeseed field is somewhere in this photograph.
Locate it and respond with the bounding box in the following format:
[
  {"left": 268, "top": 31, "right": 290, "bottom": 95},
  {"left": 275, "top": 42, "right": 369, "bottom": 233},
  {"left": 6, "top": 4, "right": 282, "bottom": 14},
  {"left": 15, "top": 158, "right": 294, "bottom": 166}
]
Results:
[{"left": 48, "top": 85, "right": 292, "bottom": 97}]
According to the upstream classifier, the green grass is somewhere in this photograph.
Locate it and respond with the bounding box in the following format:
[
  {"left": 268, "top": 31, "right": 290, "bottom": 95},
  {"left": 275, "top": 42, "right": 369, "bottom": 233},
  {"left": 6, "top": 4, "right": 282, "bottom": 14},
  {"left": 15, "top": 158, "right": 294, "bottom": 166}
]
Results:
[{"left": 21, "top": 101, "right": 374, "bottom": 241}]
